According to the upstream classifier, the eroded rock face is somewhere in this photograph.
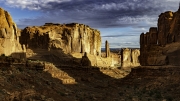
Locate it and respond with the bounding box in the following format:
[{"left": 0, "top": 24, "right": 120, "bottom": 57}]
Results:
[
  {"left": 121, "top": 48, "right": 140, "bottom": 68},
  {"left": 121, "top": 48, "right": 131, "bottom": 68},
  {"left": 158, "top": 11, "right": 173, "bottom": 46},
  {"left": 20, "top": 23, "right": 101, "bottom": 56},
  {"left": 131, "top": 49, "right": 140, "bottom": 66},
  {"left": 140, "top": 8, "right": 180, "bottom": 66},
  {"left": 0, "top": 8, "right": 24, "bottom": 57},
  {"left": 105, "top": 40, "right": 110, "bottom": 57}
]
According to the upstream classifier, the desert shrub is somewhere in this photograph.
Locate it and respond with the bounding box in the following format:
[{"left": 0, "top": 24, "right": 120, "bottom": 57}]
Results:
[{"left": 1, "top": 54, "right": 5, "bottom": 57}]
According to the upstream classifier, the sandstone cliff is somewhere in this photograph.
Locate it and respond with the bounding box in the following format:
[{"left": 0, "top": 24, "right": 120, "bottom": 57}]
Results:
[
  {"left": 140, "top": 7, "right": 180, "bottom": 66},
  {"left": 20, "top": 23, "right": 101, "bottom": 56},
  {"left": 121, "top": 48, "right": 140, "bottom": 68},
  {"left": 0, "top": 8, "right": 24, "bottom": 57}
]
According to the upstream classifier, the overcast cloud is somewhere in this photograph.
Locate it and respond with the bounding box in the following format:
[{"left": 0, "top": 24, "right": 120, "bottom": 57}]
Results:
[{"left": 2, "top": 0, "right": 178, "bottom": 28}]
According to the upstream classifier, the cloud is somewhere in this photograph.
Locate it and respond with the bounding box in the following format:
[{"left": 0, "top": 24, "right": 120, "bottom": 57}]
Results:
[
  {"left": 4, "top": 0, "right": 71, "bottom": 10},
  {"left": 1, "top": 0, "right": 179, "bottom": 28},
  {"left": 1, "top": 0, "right": 179, "bottom": 48}
]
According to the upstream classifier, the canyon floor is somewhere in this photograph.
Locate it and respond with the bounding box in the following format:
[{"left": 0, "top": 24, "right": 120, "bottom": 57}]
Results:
[{"left": 0, "top": 59, "right": 180, "bottom": 101}]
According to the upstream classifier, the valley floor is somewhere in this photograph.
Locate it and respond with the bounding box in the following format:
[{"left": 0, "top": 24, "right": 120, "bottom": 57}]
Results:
[{"left": 0, "top": 63, "right": 179, "bottom": 101}]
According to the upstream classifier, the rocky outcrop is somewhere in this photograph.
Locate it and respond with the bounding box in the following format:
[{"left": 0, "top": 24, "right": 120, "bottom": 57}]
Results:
[
  {"left": 121, "top": 48, "right": 131, "bottom": 68},
  {"left": 0, "top": 8, "right": 25, "bottom": 58},
  {"left": 140, "top": 7, "right": 180, "bottom": 66},
  {"left": 131, "top": 49, "right": 140, "bottom": 66},
  {"left": 121, "top": 48, "right": 140, "bottom": 68},
  {"left": 20, "top": 23, "right": 101, "bottom": 56},
  {"left": 105, "top": 40, "right": 110, "bottom": 57},
  {"left": 158, "top": 11, "right": 173, "bottom": 45}
]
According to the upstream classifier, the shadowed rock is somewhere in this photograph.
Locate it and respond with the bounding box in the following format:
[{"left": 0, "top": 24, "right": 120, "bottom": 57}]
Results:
[
  {"left": 105, "top": 40, "right": 110, "bottom": 57},
  {"left": 81, "top": 52, "right": 91, "bottom": 66},
  {"left": 139, "top": 6, "right": 180, "bottom": 66}
]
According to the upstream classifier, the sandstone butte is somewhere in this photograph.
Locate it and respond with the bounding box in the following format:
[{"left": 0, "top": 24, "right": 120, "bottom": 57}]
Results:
[
  {"left": 140, "top": 5, "right": 180, "bottom": 66},
  {"left": 20, "top": 23, "right": 101, "bottom": 56},
  {"left": 0, "top": 7, "right": 140, "bottom": 68}
]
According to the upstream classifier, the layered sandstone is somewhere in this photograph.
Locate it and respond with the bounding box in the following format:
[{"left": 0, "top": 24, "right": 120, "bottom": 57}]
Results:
[
  {"left": 140, "top": 7, "right": 180, "bottom": 66},
  {"left": 0, "top": 8, "right": 25, "bottom": 58},
  {"left": 121, "top": 48, "right": 140, "bottom": 68},
  {"left": 121, "top": 48, "right": 131, "bottom": 68},
  {"left": 20, "top": 23, "right": 101, "bottom": 56}
]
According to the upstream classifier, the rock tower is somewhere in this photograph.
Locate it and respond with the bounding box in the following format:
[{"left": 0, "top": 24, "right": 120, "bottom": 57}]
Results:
[
  {"left": 0, "top": 8, "right": 25, "bottom": 58},
  {"left": 140, "top": 6, "right": 180, "bottom": 66},
  {"left": 105, "top": 40, "right": 110, "bottom": 57}
]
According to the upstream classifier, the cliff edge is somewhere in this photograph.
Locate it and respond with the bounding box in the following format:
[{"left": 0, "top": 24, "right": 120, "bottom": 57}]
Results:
[
  {"left": 0, "top": 8, "right": 25, "bottom": 57},
  {"left": 20, "top": 23, "right": 101, "bottom": 56},
  {"left": 140, "top": 8, "right": 180, "bottom": 66}
]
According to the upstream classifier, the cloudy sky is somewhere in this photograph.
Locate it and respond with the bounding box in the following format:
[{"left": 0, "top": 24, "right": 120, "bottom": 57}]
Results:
[{"left": 0, "top": 0, "right": 179, "bottom": 48}]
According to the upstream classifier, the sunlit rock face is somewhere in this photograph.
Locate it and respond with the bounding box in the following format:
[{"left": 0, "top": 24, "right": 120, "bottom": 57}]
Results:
[
  {"left": 0, "top": 8, "right": 24, "bottom": 56},
  {"left": 121, "top": 48, "right": 131, "bottom": 68},
  {"left": 121, "top": 48, "right": 140, "bottom": 68},
  {"left": 131, "top": 49, "right": 140, "bottom": 66},
  {"left": 20, "top": 23, "right": 101, "bottom": 56},
  {"left": 140, "top": 8, "right": 180, "bottom": 66}
]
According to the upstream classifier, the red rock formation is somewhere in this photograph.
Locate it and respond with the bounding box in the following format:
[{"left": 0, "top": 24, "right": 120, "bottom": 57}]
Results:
[
  {"left": 139, "top": 7, "right": 180, "bottom": 66},
  {"left": 121, "top": 48, "right": 131, "bottom": 68},
  {"left": 20, "top": 23, "right": 101, "bottom": 56},
  {"left": 121, "top": 48, "right": 140, "bottom": 68},
  {"left": 149, "top": 27, "right": 158, "bottom": 44},
  {"left": 0, "top": 8, "right": 25, "bottom": 58},
  {"left": 131, "top": 49, "right": 140, "bottom": 66},
  {"left": 158, "top": 11, "right": 173, "bottom": 45},
  {"left": 105, "top": 40, "right": 110, "bottom": 57}
]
